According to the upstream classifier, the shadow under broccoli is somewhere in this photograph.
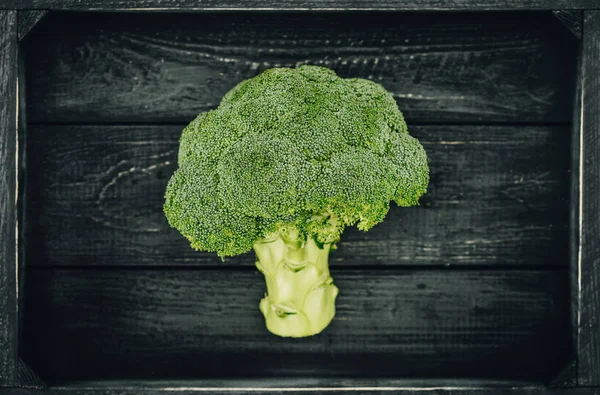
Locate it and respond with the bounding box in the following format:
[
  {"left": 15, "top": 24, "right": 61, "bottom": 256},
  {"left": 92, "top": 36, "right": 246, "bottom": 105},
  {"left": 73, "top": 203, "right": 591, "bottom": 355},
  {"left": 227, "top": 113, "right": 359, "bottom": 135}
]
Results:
[{"left": 164, "top": 65, "right": 429, "bottom": 338}]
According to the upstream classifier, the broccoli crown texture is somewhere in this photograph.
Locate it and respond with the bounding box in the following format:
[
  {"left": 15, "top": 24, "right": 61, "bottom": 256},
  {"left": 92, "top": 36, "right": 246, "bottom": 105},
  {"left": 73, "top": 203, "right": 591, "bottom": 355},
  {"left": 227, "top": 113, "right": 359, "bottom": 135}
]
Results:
[{"left": 164, "top": 65, "right": 429, "bottom": 257}]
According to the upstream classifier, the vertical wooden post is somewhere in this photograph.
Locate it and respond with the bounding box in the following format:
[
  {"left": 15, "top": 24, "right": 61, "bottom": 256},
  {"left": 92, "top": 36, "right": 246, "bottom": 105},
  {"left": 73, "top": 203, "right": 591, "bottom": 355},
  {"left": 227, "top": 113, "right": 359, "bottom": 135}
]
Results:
[
  {"left": 566, "top": 20, "right": 583, "bottom": 390},
  {"left": 0, "top": 9, "right": 18, "bottom": 388},
  {"left": 578, "top": 10, "right": 600, "bottom": 387}
]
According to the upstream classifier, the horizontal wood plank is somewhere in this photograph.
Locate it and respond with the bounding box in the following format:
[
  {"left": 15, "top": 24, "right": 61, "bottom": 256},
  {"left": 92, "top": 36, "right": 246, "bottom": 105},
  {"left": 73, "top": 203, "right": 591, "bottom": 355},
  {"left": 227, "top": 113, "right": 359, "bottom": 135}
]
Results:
[
  {"left": 5, "top": 386, "right": 600, "bottom": 395},
  {"left": 25, "top": 124, "right": 570, "bottom": 268},
  {"left": 566, "top": 29, "right": 583, "bottom": 390},
  {"left": 23, "top": 11, "right": 576, "bottom": 124},
  {"left": 14, "top": 378, "right": 546, "bottom": 388},
  {"left": 22, "top": 269, "right": 570, "bottom": 383},
  {"left": 8, "top": 0, "right": 600, "bottom": 11}
]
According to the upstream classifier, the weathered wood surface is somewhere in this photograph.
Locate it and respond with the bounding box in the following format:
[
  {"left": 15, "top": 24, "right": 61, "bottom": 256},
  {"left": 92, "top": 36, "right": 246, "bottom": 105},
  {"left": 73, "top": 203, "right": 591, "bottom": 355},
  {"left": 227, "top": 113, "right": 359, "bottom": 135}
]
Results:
[
  {"left": 0, "top": 10, "right": 18, "bottom": 388},
  {"left": 17, "top": 35, "right": 29, "bottom": 383},
  {"left": 4, "top": 386, "right": 600, "bottom": 395},
  {"left": 549, "top": 361, "right": 578, "bottom": 387},
  {"left": 13, "top": 378, "right": 543, "bottom": 388},
  {"left": 553, "top": 10, "right": 583, "bottom": 39},
  {"left": 26, "top": 124, "right": 570, "bottom": 268},
  {"left": 8, "top": 0, "right": 600, "bottom": 11},
  {"left": 567, "top": 22, "right": 584, "bottom": 389},
  {"left": 24, "top": 12, "right": 576, "bottom": 124},
  {"left": 578, "top": 10, "right": 600, "bottom": 387},
  {"left": 22, "top": 269, "right": 570, "bottom": 383},
  {"left": 17, "top": 10, "right": 48, "bottom": 41},
  {"left": 17, "top": 7, "right": 582, "bottom": 389},
  {"left": 17, "top": 359, "right": 45, "bottom": 389}
]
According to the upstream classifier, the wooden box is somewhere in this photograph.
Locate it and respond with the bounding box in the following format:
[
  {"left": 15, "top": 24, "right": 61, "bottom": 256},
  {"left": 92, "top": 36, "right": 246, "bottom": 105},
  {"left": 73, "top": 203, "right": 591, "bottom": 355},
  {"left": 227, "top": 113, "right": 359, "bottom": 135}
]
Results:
[{"left": 1, "top": 2, "right": 600, "bottom": 394}]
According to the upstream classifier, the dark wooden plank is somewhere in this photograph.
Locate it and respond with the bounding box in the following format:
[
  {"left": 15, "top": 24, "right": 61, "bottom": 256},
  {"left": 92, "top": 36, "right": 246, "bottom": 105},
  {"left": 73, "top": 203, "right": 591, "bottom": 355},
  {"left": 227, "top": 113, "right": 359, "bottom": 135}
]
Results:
[
  {"left": 549, "top": 361, "right": 578, "bottom": 387},
  {"left": 24, "top": 11, "right": 576, "bottom": 124},
  {"left": 25, "top": 124, "right": 570, "bottom": 268},
  {"left": 578, "top": 10, "right": 600, "bottom": 387},
  {"left": 17, "top": 10, "right": 48, "bottom": 42},
  {"left": 0, "top": 10, "right": 18, "bottom": 388},
  {"left": 17, "top": 359, "right": 45, "bottom": 389},
  {"left": 566, "top": 18, "right": 584, "bottom": 389},
  {"left": 553, "top": 10, "right": 583, "bottom": 39},
  {"left": 7, "top": 0, "right": 600, "bottom": 11},
  {"left": 22, "top": 269, "right": 570, "bottom": 384},
  {"left": 5, "top": 386, "right": 600, "bottom": 395},
  {"left": 20, "top": 378, "right": 543, "bottom": 389},
  {"left": 17, "top": 32, "right": 30, "bottom": 384}
]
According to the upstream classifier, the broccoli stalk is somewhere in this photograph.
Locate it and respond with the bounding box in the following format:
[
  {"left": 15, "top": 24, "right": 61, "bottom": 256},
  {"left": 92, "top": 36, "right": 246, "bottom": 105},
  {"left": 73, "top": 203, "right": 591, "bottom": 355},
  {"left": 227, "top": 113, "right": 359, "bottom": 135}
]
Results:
[
  {"left": 254, "top": 227, "right": 338, "bottom": 337},
  {"left": 164, "top": 65, "right": 429, "bottom": 338}
]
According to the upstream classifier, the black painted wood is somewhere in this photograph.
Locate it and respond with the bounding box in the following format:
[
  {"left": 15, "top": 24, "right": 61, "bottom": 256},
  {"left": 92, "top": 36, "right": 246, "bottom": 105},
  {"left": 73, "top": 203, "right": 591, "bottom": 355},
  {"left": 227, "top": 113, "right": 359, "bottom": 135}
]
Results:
[
  {"left": 17, "top": 359, "right": 45, "bottom": 389},
  {"left": 13, "top": 378, "right": 543, "bottom": 388},
  {"left": 549, "top": 361, "right": 578, "bottom": 387},
  {"left": 4, "top": 382, "right": 600, "bottom": 395},
  {"left": 25, "top": 124, "right": 570, "bottom": 268},
  {"left": 7, "top": 0, "right": 600, "bottom": 11},
  {"left": 17, "top": 11, "right": 48, "bottom": 41},
  {"left": 24, "top": 11, "right": 576, "bottom": 124},
  {"left": 568, "top": 21, "right": 584, "bottom": 388},
  {"left": 0, "top": 10, "right": 18, "bottom": 388},
  {"left": 4, "top": 387, "right": 600, "bottom": 395},
  {"left": 578, "top": 10, "right": 600, "bottom": 387},
  {"left": 553, "top": 10, "right": 583, "bottom": 39},
  {"left": 15, "top": 6, "right": 585, "bottom": 390},
  {"left": 22, "top": 269, "right": 570, "bottom": 384}
]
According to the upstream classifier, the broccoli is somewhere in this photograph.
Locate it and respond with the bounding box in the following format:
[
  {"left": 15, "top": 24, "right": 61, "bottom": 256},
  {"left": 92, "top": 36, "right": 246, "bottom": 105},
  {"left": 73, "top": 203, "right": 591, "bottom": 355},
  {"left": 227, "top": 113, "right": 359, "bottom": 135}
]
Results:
[{"left": 164, "top": 65, "right": 429, "bottom": 338}]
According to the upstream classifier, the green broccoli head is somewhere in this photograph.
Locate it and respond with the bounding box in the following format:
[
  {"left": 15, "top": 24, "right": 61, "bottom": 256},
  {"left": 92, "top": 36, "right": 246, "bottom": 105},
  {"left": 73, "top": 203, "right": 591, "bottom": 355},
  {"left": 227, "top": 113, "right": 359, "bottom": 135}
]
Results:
[{"left": 164, "top": 65, "right": 429, "bottom": 258}]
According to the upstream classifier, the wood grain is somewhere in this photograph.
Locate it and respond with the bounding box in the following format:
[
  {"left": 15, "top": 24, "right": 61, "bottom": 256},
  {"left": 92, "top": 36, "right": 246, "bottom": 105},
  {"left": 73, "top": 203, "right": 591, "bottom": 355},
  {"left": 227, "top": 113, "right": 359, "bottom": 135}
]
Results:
[
  {"left": 0, "top": 10, "right": 18, "bottom": 388},
  {"left": 17, "top": 10, "right": 48, "bottom": 42},
  {"left": 5, "top": 386, "right": 600, "bottom": 395},
  {"left": 23, "top": 11, "right": 576, "bottom": 124},
  {"left": 17, "top": 35, "right": 29, "bottom": 380},
  {"left": 578, "top": 10, "right": 600, "bottom": 387},
  {"left": 17, "top": 359, "right": 45, "bottom": 388},
  {"left": 8, "top": 0, "right": 600, "bottom": 11},
  {"left": 22, "top": 268, "right": 570, "bottom": 384},
  {"left": 568, "top": 22, "right": 584, "bottom": 388},
  {"left": 553, "top": 10, "right": 583, "bottom": 39},
  {"left": 25, "top": 124, "right": 570, "bottom": 268},
  {"left": 12, "top": 378, "right": 545, "bottom": 388}
]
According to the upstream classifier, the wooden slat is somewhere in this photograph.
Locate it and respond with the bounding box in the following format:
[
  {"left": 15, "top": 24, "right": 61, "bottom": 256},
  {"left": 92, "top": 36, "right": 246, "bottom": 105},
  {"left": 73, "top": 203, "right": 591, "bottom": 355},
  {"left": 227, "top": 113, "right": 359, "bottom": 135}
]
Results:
[
  {"left": 23, "top": 11, "right": 576, "bottom": 124},
  {"left": 17, "top": 32, "right": 31, "bottom": 389},
  {"left": 17, "top": 10, "right": 48, "bottom": 41},
  {"left": 22, "top": 269, "right": 570, "bottom": 383},
  {"left": 578, "top": 10, "right": 600, "bottom": 387},
  {"left": 4, "top": 386, "right": 600, "bottom": 395},
  {"left": 25, "top": 124, "right": 570, "bottom": 268},
  {"left": 17, "top": 359, "right": 45, "bottom": 389},
  {"left": 7, "top": 378, "right": 545, "bottom": 389},
  {"left": 553, "top": 10, "right": 583, "bottom": 39},
  {"left": 567, "top": 17, "right": 584, "bottom": 388},
  {"left": 7, "top": 0, "right": 600, "bottom": 11},
  {"left": 0, "top": 10, "right": 18, "bottom": 388}
]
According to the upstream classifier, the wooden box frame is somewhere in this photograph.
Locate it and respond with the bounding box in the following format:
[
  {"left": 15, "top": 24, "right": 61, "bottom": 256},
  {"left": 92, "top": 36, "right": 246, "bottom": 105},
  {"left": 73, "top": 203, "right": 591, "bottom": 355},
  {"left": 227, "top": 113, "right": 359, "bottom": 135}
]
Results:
[{"left": 1, "top": 1, "right": 599, "bottom": 394}]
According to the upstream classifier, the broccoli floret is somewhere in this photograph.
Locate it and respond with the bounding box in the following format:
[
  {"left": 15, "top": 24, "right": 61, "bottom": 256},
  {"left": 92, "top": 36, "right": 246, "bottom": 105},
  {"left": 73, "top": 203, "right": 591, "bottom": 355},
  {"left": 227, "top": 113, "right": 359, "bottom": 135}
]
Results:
[
  {"left": 164, "top": 65, "right": 429, "bottom": 337},
  {"left": 166, "top": 65, "right": 428, "bottom": 253}
]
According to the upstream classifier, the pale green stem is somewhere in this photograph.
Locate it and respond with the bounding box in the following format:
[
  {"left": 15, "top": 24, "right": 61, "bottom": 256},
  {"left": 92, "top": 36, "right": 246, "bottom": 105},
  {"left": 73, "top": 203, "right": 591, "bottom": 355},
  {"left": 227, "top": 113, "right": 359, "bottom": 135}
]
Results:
[{"left": 253, "top": 232, "right": 339, "bottom": 338}]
